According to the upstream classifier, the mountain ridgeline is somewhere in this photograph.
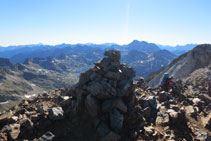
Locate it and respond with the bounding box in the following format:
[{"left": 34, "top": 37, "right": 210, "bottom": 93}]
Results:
[
  {"left": 0, "top": 40, "right": 199, "bottom": 112},
  {"left": 146, "top": 44, "right": 211, "bottom": 88}
]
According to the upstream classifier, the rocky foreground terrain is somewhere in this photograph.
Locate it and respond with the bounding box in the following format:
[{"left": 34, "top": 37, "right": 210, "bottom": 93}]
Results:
[{"left": 0, "top": 50, "right": 210, "bottom": 141}]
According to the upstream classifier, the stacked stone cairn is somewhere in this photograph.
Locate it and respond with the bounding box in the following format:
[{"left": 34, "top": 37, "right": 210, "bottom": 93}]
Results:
[{"left": 73, "top": 50, "right": 136, "bottom": 140}]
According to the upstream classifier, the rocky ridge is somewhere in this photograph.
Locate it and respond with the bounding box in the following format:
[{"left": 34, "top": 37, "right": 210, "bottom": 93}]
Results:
[
  {"left": 0, "top": 50, "right": 210, "bottom": 141},
  {"left": 146, "top": 44, "right": 211, "bottom": 88}
]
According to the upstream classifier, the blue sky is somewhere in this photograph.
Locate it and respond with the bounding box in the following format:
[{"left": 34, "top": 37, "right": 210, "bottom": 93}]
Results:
[{"left": 0, "top": 0, "right": 211, "bottom": 46}]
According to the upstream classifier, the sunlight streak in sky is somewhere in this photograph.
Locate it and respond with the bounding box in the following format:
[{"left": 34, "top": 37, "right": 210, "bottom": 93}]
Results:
[{"left": 125, "top": 0, "right": 131, "bottom": 39}]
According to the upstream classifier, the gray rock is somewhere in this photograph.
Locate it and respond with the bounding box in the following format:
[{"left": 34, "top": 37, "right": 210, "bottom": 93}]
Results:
[
  {"left": 95, "top": 58, "right": 111, "bottom": 69},
  {"left": 147, "top": 96, "right": 156, "bottom": 107},
  {"left": 118, "top": 82, "right": 131, "bottom": 97},
  {"left": 110, "top": 109, "right": 124, "bottom": 132},
  {"left": 102, "top": 99, "right": 115, "bottom": 113},
  {"left": 121, "top": 64, "right": 136, "bottom": 78},
  {"left": 102, "top": 98, "right": 127, "bottom": 113},
  {"left": 105, "top": 71, "right": 121, "bottom": 80},
  {"left": 114, "top": 99, "right": 127, "bottom": 113},
  {"left": 100, "top": 131, "right": 121, "bottom": 141},
  {"left": 104, "top": 50, "right": 120, "bottom": 61},
  {"left": 101, "top": 81, "right": 117, "bottom": 96},
  {"left": 79, "top": 69, "right": 93, "bottom": 86},
  {"left": 87, "top": 82, "right": 104, "bottom": 97},
  {"left": 158, "top": 91, "right": 170, "bottom": 102},
  {"left": 49, "top": 107, "right": 64, "bottom": 120},
  {"left": 90, "top": 71, "right": 97, "bottom": 81},
  {"left": 88, "top": 80, "right": 117, "bottom": 99},
  {"left": 85, "top": 94, "right": 100, "bottom": 117},
  {"left": 97, "top": 122, "right": 110, "bottom": 137},
  {"left": 38, "top": 131, "right": 55, "bottom": 141},
  {"left": 143, "top": 107, "right": 151, "bottom": 119}
]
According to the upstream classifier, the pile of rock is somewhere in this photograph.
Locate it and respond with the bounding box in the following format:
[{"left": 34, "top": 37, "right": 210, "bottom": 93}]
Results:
[
  {"left": 0, "top": 88, "right": 73, "bottom": 140},
  {"left": 71, "top": 50, "right": 136, "bottom": 140}
]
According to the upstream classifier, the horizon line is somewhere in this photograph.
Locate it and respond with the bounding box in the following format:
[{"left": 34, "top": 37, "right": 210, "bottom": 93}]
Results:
[{"left": 0, "top": 40, "right": 201, "bottom": 48}]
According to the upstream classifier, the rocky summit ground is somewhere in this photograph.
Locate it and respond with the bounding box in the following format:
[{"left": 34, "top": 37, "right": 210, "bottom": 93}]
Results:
[{"left": 0, "top": 50, "right": 210, "bottom": 141}]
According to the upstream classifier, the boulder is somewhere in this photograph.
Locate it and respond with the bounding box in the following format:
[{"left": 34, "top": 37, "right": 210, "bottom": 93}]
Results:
[
  {"left": 85, "top": 94, "right": 100, "bottom": 117},
  {"left": 114, "top": 99, "right": 127, "bottom": 113},
  {"left": 102, "top": 99, "right": 127, "bottom": 113},
  {"left": 87, "top": 82, "right": 104, "bottom": 98},
  {"left": 109, "top": 109, "right": 124, "bottom": 132},
  {"left": 48, "top": 107, "right": 64, "bottom": 120}
]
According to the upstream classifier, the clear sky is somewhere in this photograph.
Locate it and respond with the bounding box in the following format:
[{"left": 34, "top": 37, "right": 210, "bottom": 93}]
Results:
[{"left": 0, "top": 0, "right": 211, "bottom": 46}]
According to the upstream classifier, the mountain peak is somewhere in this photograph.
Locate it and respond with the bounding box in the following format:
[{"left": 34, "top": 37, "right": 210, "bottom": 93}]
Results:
[{"left": 128, "top": 40, "right": 160, "bottom": 52}]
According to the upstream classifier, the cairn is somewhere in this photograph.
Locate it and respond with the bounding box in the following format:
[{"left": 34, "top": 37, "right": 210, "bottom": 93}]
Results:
[{"left": 72, "top": 50, "right": 136, "bottom": 139}]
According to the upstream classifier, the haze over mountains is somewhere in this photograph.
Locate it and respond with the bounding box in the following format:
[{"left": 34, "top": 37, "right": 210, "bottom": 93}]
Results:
[
  {"left": 0, "top": 40, "right": 197, "bottom": 111},
  {"left": 0, "top": 40, "right": 196, "bottom": 63}
]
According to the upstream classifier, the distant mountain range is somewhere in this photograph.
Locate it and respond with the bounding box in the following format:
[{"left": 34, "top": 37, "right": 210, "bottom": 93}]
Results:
[
  {"left": 0, "top": 40, "right": 197, "bottom": 63},
  {"left": 0, "top": 40, "right": 197, "bottom": 111},
  {"left": 158, "top": 44, "right": 198, "bottom": 55}
]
